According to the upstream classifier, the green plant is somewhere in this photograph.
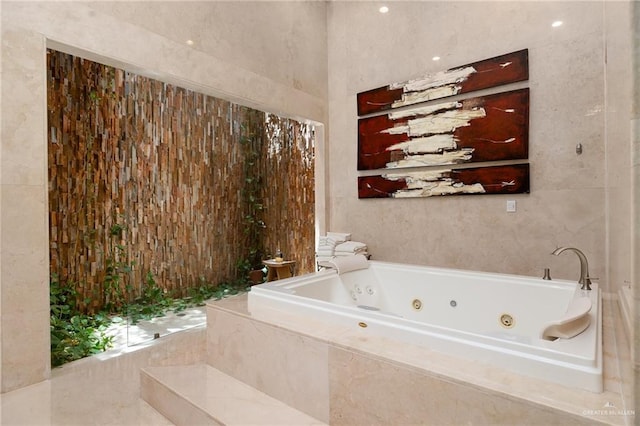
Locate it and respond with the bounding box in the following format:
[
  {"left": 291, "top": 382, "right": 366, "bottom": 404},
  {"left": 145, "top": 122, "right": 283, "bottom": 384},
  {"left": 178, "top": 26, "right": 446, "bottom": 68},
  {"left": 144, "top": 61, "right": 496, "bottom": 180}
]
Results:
[
  {"left": 51, "top": 271, "right": 250, "bottom": 367},
  {"left": 50, "top": 314, "right": 114, "bottom": 367},
  {"left": 188, "top": 281, "right": 218, "bottom": 305},
  {"left": 50, "top": 273, "right": 78, "bottom": 318},
  {"left": 124, "top": 274, "right": 251, "bottom": 324},
  {"left": 103, "top": 222, "right": 135, "bottom": 312},
  {"left": 210, "top": 279, "right": 251, "bottom": 300},
  {"left": 139, "top": 271, "right": 166, "bottom": 304},
  {"left": 50, "top": 274, "right": 114, "bottom": 367},
  {"left": 238, "top": 122, "right": 266, "bottom": 281},
  {"left": 126, "top": 271, "right": 173, "bottom": 324}
]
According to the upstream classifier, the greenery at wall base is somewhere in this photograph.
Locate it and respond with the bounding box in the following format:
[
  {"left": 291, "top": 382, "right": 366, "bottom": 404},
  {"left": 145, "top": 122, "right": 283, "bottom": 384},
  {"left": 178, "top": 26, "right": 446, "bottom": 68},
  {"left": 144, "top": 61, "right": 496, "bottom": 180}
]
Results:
[{"left": 50, "top": 273, "right": 250, "bottom": 367}]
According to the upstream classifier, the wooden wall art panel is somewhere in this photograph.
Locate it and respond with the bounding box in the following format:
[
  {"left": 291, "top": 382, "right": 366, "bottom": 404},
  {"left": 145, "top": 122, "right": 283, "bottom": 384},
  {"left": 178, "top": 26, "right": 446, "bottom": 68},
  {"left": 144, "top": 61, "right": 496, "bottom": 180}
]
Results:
[
  {"left": 358, "top": 88, "right": 529, "bottom": 170},
  {"left": 358, "top": 164, "right": 530, "bottom": 199},
  {"left": 357, "top": 49, "right": 528, "bottom": 116},
  {"left": 47, "top": 50, "right": 315, "bottom": 312}
]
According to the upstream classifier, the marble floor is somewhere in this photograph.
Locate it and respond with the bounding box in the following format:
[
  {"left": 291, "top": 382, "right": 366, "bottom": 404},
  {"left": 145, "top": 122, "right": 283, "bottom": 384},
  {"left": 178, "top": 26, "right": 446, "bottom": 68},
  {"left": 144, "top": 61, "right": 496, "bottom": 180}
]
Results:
[
  {"left": 1, "top": 307, "right": 209, "bottom": 426},
  {"left": 0, "top": 367, "right": 174, "bottom": 426}
]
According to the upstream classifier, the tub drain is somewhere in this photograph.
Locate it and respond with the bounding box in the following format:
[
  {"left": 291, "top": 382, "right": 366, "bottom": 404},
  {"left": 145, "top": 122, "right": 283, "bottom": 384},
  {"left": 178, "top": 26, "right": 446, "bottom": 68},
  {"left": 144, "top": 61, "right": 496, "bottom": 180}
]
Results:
[
  {"left": 412, "top": 299, "right": 423, "bottom": 310},
  {"left": 500, "top": 313, "right": 515, "bottom": 329}
]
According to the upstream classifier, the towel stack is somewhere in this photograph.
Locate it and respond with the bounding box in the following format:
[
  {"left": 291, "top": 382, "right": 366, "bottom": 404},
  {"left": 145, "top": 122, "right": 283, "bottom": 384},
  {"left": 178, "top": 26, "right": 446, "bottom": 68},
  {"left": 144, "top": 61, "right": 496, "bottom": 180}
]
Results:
[
  {"left": 317, "top": 236, "right": 339, "bottom": 258},
  {"left": 327, "top": 232, "right": 352, "bottom": 241},
  {"left": 316, "top": 232, "right": 369, "bottom": 263}
]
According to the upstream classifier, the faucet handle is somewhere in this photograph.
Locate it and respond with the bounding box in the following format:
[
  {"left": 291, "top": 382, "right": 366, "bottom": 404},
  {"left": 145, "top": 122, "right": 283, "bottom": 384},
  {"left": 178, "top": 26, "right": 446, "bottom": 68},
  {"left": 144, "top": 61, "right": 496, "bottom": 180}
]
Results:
[{"left": 542, "top": 268, "right": 552, "bottom": 280}]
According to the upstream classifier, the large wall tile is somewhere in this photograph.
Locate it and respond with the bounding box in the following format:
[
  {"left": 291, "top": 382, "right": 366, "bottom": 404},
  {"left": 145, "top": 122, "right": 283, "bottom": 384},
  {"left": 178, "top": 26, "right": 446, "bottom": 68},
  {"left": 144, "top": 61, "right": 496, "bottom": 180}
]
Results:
[
  {"left": 1, "top": 184, "right": 49, "bottom": 391},
  {"left": 0, "top": 28, "right": 47, "bottom": 186},
  {"left": 0, "top": 310, "right": 50, "bottom": 392}
]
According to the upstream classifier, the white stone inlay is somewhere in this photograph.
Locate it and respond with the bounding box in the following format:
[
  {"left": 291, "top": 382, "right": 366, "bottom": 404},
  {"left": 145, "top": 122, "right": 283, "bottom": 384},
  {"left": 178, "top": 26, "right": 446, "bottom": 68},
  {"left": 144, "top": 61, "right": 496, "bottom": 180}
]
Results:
[
  {"left": 386, "top": 149, "right": 474, "bottom": 168},
  {"left": 389, "top": 66, "right": 475, "bottom": 108},
  {"left": 382, "top": 108, "right": 486, "bottom": 136},
  {"left": 386, "top": 134, "right": 458, "bottom": 154},
  {"left": 382, "top": 169, "right": 486, "bottom": 197}
]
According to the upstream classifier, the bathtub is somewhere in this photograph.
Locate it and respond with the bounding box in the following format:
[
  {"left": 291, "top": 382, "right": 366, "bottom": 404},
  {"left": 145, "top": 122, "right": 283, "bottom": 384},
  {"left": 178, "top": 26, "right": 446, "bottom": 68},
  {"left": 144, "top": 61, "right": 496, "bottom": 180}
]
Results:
[{"left": 248, "top": 261, "right": 602, "bottom": 393}]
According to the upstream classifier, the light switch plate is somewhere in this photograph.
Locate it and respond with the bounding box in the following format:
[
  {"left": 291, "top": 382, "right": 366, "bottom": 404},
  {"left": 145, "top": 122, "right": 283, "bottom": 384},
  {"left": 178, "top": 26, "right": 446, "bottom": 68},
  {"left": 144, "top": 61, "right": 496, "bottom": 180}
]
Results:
[{"left": 506, "top": 200, "right": 516, "bottom": 212}]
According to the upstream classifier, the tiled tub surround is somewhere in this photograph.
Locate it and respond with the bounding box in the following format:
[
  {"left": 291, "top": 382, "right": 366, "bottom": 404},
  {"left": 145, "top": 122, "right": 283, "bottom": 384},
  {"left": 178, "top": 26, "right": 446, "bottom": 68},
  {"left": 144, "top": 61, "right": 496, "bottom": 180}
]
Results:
[
  {"left": 207, "top": 294, "right": 632, "bottom": 425},
  {"left": 249, "top": 262, "right": 602, "bottom": 392}
]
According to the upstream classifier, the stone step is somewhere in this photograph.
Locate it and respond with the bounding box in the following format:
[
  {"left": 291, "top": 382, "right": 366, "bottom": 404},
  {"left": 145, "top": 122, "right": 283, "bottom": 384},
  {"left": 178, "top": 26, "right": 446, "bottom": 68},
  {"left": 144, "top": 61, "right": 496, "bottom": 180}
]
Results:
[{"left": 141, "top": 364, "right": 326, "bottom": 426}]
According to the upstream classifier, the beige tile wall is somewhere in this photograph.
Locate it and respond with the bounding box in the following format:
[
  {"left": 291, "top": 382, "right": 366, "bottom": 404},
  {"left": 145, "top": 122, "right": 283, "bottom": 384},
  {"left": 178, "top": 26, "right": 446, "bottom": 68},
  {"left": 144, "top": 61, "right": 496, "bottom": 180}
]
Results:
[{"left": 326, "top": 1, "right": 632, "bottom": 294}]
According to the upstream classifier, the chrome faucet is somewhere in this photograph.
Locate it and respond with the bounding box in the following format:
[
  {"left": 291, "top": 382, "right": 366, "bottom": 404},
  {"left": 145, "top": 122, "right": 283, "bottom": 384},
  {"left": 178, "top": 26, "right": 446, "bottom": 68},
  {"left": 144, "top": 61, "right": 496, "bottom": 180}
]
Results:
[{"left": 551, "top": 247, "right": 592, "bottom": 290}]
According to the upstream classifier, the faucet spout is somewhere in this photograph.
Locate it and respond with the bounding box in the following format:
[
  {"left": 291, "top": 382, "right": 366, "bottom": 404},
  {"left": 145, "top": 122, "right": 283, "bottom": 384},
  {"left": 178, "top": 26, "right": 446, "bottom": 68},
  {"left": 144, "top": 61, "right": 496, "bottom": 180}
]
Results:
[{"left": 551, "top": 247, "right": 592, "bottom": 290}]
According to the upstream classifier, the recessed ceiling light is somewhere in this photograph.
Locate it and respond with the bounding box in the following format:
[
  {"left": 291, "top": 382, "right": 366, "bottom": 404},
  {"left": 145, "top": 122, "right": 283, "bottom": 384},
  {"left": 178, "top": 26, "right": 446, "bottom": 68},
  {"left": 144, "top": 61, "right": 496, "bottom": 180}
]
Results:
[
  {"left": 432, "top": 56, "right": 441, "bottom": 61},
  {"left": 186, "top": 39, "right": 195, "bottom": 46},
  {"left": 552, "top": 21, "right": 563, "bottom": 28},
  {"left": 379, "top": 6, "right": 389, "bottom": 13}
]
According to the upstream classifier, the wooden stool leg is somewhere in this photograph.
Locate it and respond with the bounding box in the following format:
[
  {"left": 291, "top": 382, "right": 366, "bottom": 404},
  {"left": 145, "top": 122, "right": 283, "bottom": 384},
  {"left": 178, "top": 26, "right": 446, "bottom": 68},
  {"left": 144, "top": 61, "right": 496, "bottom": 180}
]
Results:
[
  {"left": 266, "top": 267, "right": 277, "bottom": 281},
  {"left": 276, "top": 266, "right": 292, "bottom": 280}
]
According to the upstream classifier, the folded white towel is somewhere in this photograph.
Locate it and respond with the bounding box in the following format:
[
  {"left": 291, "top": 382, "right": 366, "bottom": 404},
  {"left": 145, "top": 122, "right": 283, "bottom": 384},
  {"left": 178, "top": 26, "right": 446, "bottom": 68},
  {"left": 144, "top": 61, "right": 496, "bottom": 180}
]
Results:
[
  {"left": 318, "top": 254, "right": 369, "bottom": 274},
  {"left": 335, "top": 241, "right": 367, "bottom": 253},
  {"left": 316, "top": 255, "right": 334, "bottom": 260},
  {"left": 327, "top": 232, "right": 351, "bottom": 242},
  {"left": 335, "top": 251, "right": 368, "bottom": 257},
  {"left": 318, "top": 236, "right": 339, "bottom": 247},
  {"left": 317, "top": 250, "right": 335, "bottom": 257},
  {"left": 318, "top": 246, "right": 335, "bottom": 251}
]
